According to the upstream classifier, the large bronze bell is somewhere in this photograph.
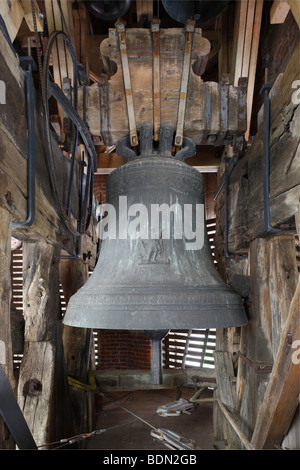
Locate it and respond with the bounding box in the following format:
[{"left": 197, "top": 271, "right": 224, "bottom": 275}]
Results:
[{"left": 63, "top": 122, "right": 247, "bottom": 382}]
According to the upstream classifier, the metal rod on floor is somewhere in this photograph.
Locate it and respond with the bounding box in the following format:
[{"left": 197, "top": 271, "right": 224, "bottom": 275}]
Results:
[{"left": 113, "top": 402, "right": 157, "bottom": 431}]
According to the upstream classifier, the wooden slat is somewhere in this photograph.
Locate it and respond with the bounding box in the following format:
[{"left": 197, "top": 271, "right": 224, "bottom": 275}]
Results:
[
  {"left": 288, "top": 0, "right": 300, "bottom": 27},
  {"left": 20, "top": 0, "right": 43, "bottom": 32},
  {"left": 214, "top": 351, "right": 241, "bottom": 449},
  {"left": 0, "top": 0, "right": 24, "bottom": 42},
  {"left": 270, "top": 0, "right": 290, "bottom": 23},
  {"left": 165, "top": 328, "right": 216, "bottom": 369},
  {"left": 230, "top": 0, "right": 263, "bottom": 141},
  {"left": 245, "top": 0, "right": 264, "bottom": 141},
  {"left": 241, "top": 0, "right": 256, "bottom": 78},
  {"left": 72, "top": 0, "right": 90, "bottom": 75},
  {"left": 175, "top": 19, "right": 195, "bottom": 147},
  {"left": 230, "top": 0, "right": 248, "bottom": 86}
]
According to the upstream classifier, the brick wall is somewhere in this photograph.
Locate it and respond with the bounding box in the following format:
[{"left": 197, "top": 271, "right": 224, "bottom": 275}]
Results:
[
  {"left": 93, "top": 174, "right": 108, "bottom": 204},
  {"left": 96, "top": 330, "right": 152, "bottom": 370}
]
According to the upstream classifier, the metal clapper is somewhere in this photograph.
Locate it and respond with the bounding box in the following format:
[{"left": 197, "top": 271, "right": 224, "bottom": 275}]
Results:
[{"left": 156, "top": 398, "right": 195, "bottom": 417}]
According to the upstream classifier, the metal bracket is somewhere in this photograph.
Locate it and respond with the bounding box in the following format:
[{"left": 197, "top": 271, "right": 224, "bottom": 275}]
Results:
[
  {"left": 49, "top": 82, "right": 97, "bottom": 172},
  {"left": 237, "top": 351, "right": 273, "bottom": 373},
  {"left": 115, "top": 18, "right": 138, "bottom": 147},
  {"left": 12, "top": 54, "right": 37, "bottom": 229},
  {"left": 151, "top": 18, "right": 161, "bottom": 141}
]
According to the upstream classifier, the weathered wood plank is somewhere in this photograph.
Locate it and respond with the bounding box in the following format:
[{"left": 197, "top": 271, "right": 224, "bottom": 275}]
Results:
[
  {"left": 80, "top": 27, "right": 245, "bottom": 148},
  {"left": 18, "top": 341, "right": 56, "bottom": 448},
  {"left": 60, "top": 258, "right": 92, "bottom": 435},
  {"left": 230, "top": 0, "right": 248, "bottom": 86},
  {"left": 270, "top": 0, "right": 291, "bottom": 23},
  {"left": 245, "top": 0, "right": 263, "bottom": 141},
  {"left": 250, "top": 273, "right": 300, "bottom": 448},
  {"left": 289, "top": 0, "right": 300, "bottom": 27},
  {"left": 20, "top": 0, "right": 43, "bottom": 33},
  {"left": 18, "top": 241, "right": 71, "bottom": 447},
  {"left": 249, "top": 208, "right": 300, "bottom": 449},
  {"left": 215, "top": 44, "right": 300, "bottom": 254},
  {"left": 0, "top": 0, "right": 24, "bottom": 42},
  {"left": 0, "top": 208, "right": 15, "bottom": 449},
  {"left": 213, "top": 350, "right": 241, "bottom": 449}
]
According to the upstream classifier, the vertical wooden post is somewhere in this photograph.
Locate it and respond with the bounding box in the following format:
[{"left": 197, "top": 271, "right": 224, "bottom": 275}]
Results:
[
  {"left": 237, "top": 234, "right": 298, "bottom": 447},
  {"left": 0, "top": 208, "right": 15, "bottom": 449},
  {"left": 60, "top": 258, "right": 92, "bottom": 435},
  {"left": 214, "top": 348, "right": 241, "bottom": 449},
  {"left": 250, "top": 213, "right": 300, "bottom": 449},
  {"left": 17, "top": 241, "right": 70, "bottom": 448}
]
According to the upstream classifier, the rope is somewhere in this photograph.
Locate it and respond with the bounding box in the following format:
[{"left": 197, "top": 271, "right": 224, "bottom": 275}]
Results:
[{"left": 68, "top": 370, "right": 96, "bottom": 392}]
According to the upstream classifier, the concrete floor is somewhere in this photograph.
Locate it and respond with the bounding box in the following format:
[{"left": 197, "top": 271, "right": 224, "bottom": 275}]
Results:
[{"left": 85, "top": 387, "right": 225, "bottom": 450}]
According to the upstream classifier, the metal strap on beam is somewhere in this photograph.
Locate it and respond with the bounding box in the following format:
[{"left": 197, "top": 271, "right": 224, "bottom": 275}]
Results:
[
  {"left": 151, "top": 18, "right": 161, "bottom": 141},
  {"left": 175, "top": 19, "right": 195, "bottom": 147},
  {"left": 116, "top": 19, "right": 138, "bottom": 147}
]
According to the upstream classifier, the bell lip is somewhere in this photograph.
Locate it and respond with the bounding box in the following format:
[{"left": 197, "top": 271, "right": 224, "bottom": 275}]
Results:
[
  {"left": 63, "top": 313, "right": 248, "bottom": 330},
  {"left": 63, "top": 303, "right": 248, "bottom": 330},
  {"left": 63, "top": 283, "right": 248, "bottom": 329}
]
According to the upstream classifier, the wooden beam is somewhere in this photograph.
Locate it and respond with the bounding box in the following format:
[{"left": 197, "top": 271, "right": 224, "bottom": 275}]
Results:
[
  {"left": 18, "top": 241, "right": 71, "bottom": 448},
  {"left": 0, "top": 0, "right": 24, "bottom": 42},
  {"left": 20, "top": 0, "right": 43, "bottom": 32},
  {"left": 245, "top": 0, "right": 264, "bottom": 141},
  {"left": 250, "top": 262, "right": 300, "bottom": 447},
  {"left": 217, "top": 5, "right": 235, "bottom": 81},
  {"left": 136, "top": 0, "right": 153, "bottom": 25},
  {"left": 60, "top": 258, "right": 92, "bottom": 436},
  {"left": 241, "top": 0, "right": 256, "bottom": 78},
  {"left": 288, "top": 0, "right": 300, "bottom": 27},
  {"left": 230, "top": 0, "right": 263, "bottom": 141},
  {"left": 0, "top": 208, "right": 15, "bottom": 449},
  {"left": 213, "top": 351, "right": 242, "bottom": 449},
  {"left": 230, "top": 0, "right": 248, "bottom": 86},
  {"left": 86, "top": 28, "right": 244, "bottom": 150},
  {"left": 175, "top": 19, "right": 195, "bottom": 147},
  {"left": 270, "top": 0, "right": 291, "bottom": 24}
]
